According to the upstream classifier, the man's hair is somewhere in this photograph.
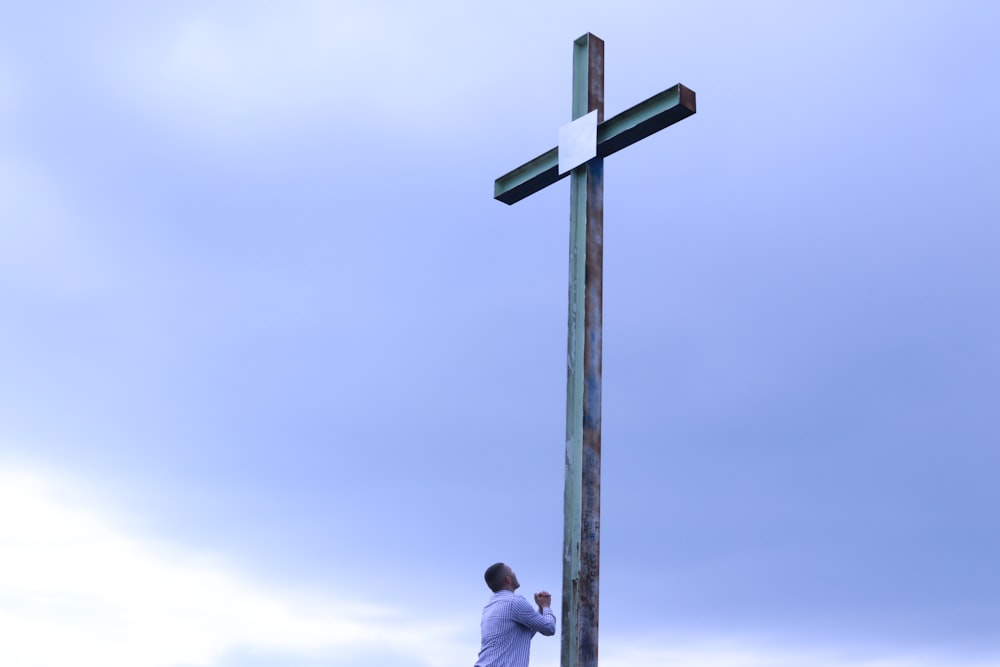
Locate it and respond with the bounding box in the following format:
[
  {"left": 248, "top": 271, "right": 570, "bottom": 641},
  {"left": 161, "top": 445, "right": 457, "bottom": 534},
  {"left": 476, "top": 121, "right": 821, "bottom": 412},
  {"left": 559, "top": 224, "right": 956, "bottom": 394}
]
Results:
[{"left": 484, "top": 562, "right": 508, "bottom": 592}]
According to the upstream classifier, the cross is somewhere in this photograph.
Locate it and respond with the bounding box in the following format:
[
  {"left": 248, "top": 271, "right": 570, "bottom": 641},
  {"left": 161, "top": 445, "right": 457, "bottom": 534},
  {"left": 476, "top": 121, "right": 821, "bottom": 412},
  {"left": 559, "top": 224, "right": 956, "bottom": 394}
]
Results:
[{"left": 493, "top": 33, "right": 696, "bottom": 667}]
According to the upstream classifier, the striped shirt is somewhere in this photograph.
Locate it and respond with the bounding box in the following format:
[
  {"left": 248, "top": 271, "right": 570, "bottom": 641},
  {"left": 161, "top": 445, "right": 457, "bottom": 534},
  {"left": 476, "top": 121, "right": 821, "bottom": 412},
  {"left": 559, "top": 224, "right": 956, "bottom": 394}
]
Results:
[{"left": 474, "top": 590, "right": 556, "bottom": 667}]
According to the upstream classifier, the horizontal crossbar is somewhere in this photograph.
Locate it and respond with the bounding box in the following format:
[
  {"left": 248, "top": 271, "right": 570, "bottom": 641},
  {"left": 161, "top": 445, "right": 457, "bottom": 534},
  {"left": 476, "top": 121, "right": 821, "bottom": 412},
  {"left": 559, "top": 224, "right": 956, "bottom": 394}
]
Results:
[{"left": 494, "top": 83, "right": 696, "bottom": 205}]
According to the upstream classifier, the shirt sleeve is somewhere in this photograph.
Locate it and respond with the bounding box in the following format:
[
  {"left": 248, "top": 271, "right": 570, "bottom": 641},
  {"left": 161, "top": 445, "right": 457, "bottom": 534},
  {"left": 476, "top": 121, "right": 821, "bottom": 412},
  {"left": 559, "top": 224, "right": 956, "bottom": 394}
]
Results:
[{"left": 511, "top": 596, "right": 557, "bottom": 636}]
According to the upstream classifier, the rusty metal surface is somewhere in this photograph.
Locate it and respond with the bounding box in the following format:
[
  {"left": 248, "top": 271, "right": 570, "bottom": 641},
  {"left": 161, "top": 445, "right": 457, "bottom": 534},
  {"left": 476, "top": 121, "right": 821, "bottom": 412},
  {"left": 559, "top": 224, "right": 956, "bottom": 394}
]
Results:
[
  {"left": 494, "top": 146, "right": 559, "bottom": 205},
  {"left": 565, "top": 31, "right": 604, "bottom": 667},
  {"left": 494, "top": 82, "right": 695, "bottom": 205},
  {"left": 579, "top": 154, "right": 603, "bottom": 667},
  {"left": 598, "top": 83, "right": 696, "bottom": 157}
]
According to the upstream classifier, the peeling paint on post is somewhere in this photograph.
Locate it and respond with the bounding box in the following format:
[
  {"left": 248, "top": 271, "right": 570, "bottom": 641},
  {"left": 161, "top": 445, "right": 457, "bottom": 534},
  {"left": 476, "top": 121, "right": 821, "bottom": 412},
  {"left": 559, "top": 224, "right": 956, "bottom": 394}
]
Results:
[{"left": 564, "top": 32, "right": 603, "bottom": 667}]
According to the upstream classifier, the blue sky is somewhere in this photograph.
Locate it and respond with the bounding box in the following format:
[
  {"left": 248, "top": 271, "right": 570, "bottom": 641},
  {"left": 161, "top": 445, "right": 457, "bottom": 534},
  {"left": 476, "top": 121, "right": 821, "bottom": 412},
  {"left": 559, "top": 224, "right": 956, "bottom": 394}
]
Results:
[{"left": 1, "top": 2, "right": 999, "bottom": 666}]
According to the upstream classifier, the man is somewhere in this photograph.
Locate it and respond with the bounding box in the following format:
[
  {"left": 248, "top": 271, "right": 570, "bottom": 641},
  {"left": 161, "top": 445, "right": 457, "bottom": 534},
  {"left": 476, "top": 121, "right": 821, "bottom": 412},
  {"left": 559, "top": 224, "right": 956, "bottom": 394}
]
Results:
[{"left": 474, "top": 562, "right": 556, "bottom": 667}]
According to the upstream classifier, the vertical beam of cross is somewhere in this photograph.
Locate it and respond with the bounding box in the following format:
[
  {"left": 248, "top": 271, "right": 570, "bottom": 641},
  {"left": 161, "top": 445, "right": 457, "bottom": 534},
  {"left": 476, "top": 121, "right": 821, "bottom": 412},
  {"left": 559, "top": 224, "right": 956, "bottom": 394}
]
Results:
[
  {"left": 493, "top": 32, "right": 695, "bottom": 667},
  {"left": 562, "top": 33, "right": 603, "bottom": 667}
]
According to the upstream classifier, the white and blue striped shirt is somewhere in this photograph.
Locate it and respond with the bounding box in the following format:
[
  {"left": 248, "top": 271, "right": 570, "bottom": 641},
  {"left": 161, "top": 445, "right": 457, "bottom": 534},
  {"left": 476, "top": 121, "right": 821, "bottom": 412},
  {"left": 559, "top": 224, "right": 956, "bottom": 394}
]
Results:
[{"left": 474, "top": 591, "right": 556, "bottom": 667}]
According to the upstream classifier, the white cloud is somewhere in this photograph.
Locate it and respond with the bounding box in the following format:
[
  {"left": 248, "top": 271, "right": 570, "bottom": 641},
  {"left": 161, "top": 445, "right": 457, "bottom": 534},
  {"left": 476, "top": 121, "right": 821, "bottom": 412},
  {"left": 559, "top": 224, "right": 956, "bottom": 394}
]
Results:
[
  {"left": 1, "top": 468, "right": 994, "bottom": 667},
  {"left": 105, "top": 2, "right": 492, "bottom": 139},
  {"left": 0, "top": 469, "right": 470, "bottom": 667}
]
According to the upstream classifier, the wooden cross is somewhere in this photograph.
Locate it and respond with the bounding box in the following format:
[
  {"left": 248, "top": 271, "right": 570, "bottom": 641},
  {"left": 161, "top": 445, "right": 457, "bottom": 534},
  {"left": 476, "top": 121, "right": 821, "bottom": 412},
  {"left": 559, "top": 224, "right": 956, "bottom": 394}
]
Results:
[{"left": 493, "top": 33, "right": 696, "bottom": 667}]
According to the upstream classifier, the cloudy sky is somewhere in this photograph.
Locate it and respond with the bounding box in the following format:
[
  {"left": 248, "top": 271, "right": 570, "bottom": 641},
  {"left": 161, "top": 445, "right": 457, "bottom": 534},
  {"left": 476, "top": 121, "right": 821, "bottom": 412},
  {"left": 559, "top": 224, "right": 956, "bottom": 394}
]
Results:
[{"left": 2, "top": 2, "right": 998, "bottom": 666}]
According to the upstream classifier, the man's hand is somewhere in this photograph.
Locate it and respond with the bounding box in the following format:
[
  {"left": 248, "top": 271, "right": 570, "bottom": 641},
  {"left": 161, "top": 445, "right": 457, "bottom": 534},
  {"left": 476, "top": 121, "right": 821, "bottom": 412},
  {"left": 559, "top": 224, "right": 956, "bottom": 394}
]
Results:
[{"left": 534, "top": 591, "right": 552, "bottom": 610}]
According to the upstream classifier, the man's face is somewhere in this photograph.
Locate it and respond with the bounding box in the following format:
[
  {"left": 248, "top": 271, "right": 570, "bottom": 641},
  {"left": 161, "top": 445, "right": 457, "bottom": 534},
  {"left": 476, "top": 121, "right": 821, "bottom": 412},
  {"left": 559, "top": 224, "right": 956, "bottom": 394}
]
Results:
[{"left": 506, "top": 566, "right": 520, "bottom": 591}]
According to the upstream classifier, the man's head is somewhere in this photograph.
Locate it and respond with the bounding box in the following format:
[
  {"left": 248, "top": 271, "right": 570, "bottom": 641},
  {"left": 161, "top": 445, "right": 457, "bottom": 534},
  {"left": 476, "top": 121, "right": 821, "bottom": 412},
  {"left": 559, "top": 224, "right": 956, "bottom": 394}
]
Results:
[{"left": 484, "top": 562, "right": 520, "bottom": 592}]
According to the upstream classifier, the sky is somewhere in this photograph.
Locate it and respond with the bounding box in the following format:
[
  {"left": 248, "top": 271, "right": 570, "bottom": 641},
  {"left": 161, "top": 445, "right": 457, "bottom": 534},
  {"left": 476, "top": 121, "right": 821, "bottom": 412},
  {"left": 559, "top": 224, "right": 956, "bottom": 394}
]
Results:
[{"left": 1, "top": 1, "right": 999, "bottom": 666}]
